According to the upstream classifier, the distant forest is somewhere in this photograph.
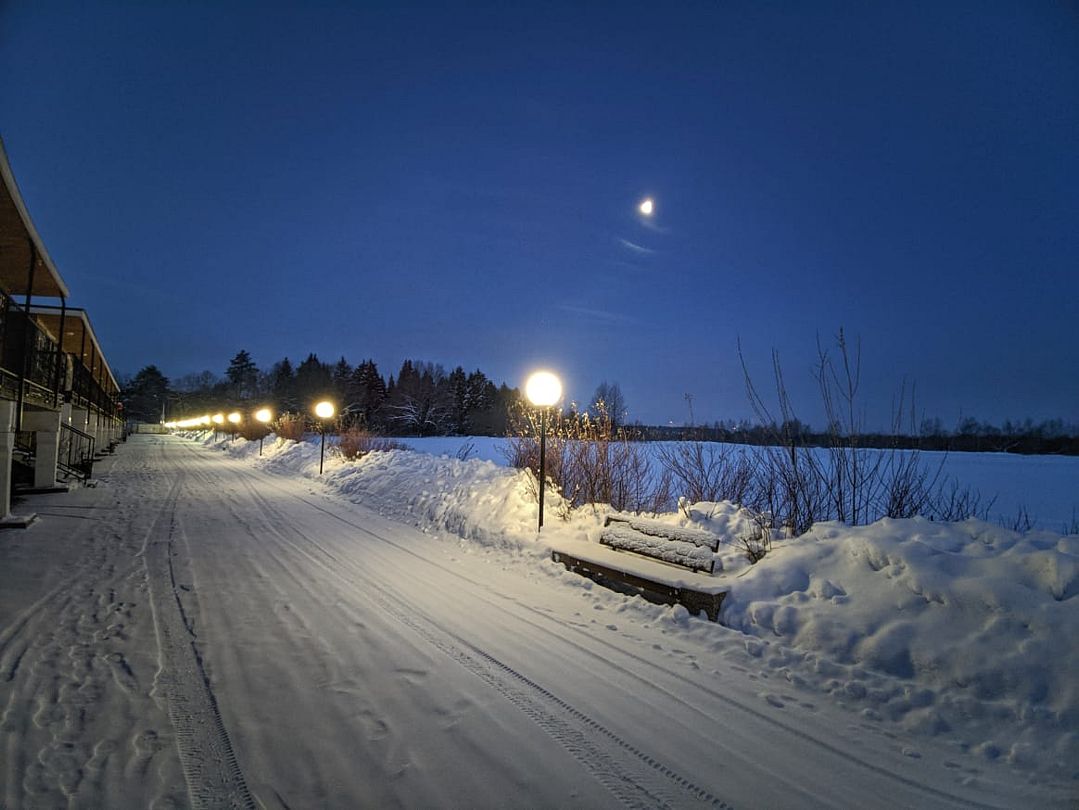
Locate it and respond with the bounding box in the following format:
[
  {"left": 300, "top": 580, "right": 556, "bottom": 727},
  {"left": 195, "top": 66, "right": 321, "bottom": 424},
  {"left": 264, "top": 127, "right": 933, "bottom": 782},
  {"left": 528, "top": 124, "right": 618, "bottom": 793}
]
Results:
[{"left": 120, "top": 350, "right": 1079, "bottom": 455}]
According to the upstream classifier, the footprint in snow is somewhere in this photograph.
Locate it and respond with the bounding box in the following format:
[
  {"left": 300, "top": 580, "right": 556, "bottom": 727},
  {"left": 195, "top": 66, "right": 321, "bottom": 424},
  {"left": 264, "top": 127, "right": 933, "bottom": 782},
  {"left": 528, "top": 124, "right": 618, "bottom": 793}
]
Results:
[{"left": 760, "top": 693, "right": 785, "bottom": 708}]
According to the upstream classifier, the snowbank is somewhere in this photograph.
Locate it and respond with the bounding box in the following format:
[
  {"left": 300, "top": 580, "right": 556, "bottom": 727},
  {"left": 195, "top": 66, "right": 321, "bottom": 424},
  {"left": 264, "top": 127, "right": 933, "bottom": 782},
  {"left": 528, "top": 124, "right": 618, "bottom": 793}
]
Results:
[
  {"left": 724, "top": 519, "right": 1079, "bottom": 772},
  {"left": 183, "top": 431, "right": 1079, "bottom": 781}
]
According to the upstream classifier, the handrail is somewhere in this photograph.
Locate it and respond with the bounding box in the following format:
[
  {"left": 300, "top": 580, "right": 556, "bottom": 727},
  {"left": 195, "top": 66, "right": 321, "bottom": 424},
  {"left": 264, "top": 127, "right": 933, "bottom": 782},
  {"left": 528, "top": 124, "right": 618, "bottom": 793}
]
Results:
[{"left": 58, "top": 422, "right": 95, "bottom": 482}]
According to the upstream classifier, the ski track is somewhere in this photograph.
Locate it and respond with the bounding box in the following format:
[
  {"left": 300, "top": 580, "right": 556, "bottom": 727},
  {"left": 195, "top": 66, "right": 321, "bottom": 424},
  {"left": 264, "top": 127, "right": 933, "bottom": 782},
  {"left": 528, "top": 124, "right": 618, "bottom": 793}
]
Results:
[
  {"left": 139, "top": 471, "right": 256, "bottom": 810},
  {"left": 200, "top": 444, "right": 995, "bottom": 810},
  {"left": 173, "top": 442, "right": 725, "bottom": 808}
]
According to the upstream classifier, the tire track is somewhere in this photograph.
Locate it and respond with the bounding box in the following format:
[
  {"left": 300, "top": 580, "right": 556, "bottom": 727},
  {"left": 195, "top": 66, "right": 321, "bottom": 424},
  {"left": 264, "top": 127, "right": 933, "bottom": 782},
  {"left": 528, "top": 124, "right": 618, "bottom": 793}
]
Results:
[
  {"left": 194, "top": 443, "right": 998, "bottom": 809},
  {"left": 178, "top": 457, "right": 728, "bottom": 809},
  {"left": 141, "top": 471, "right": 255, "bottom": 810}
]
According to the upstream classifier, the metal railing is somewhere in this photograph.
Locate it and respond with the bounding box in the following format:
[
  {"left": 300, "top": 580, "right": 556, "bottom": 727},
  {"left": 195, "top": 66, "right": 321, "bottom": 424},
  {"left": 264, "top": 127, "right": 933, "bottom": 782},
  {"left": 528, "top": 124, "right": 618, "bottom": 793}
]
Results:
[
  {"left": 0, "top": 303, "right": 62, "bottom": 408},
  {"left": 58, "top": 422, "right": 95, "bottom": 482}
]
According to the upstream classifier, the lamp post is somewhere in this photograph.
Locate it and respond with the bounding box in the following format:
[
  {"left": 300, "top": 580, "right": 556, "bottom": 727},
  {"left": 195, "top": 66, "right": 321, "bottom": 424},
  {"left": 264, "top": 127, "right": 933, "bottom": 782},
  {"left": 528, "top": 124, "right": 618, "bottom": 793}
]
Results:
[
  {"left": 525, "top": 370, "right": 562, "bottom": 532},
  {"left": 227, "top": 411, "right": 241, "bottom": 441},
  {"left": 254, "top": 407, "right": 273, "bottom": 455},
  {"left": 314, "top": 400, "right": 335, "bottom": 474},
  {"left": 212, "top": 413, "right": 225, "bottom": 441}
]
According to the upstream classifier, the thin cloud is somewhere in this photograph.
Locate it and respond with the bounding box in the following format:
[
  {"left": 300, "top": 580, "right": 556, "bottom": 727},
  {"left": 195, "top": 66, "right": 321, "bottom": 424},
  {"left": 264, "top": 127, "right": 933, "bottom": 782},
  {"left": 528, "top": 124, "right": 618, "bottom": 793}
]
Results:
[
  {"left": 557, "top": 304, "right": 634, "bottom": 326},
  {"left": 616, "top": 237, "right": 656, "bottom": 255}
]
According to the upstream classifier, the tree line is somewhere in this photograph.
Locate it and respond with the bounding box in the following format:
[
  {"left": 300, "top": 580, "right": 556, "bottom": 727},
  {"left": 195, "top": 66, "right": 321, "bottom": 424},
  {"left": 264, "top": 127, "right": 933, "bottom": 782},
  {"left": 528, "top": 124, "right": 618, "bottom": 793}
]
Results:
[
  {"left": 123, "top": 351, "right": 522, "bottom": 436},
  {"left": 120, "top": 344, "right": 1077, "bottom": 454},
  {"left": 632, "top": 416, "right": 1079, "bottom": 456}
]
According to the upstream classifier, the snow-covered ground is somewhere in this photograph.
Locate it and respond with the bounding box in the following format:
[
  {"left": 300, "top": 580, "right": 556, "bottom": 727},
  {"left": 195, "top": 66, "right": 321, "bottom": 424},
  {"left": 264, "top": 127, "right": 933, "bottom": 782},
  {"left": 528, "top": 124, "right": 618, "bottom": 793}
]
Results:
[{"left": 1, "top": 433, "right": 1075, "bottom": 808}]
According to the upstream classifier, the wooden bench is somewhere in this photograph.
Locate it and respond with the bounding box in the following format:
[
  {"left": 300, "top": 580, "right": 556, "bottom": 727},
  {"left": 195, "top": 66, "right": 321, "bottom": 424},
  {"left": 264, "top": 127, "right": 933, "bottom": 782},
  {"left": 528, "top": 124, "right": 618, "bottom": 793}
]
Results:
[
  {"left": 600, "top": 514, "right": 718, "bottom": 574},
  {"left": 551, "top": 550, "right": 726, "bottom": 621},
  {"left": 551, "top": 515, "right": 726, "bottom": 621}
]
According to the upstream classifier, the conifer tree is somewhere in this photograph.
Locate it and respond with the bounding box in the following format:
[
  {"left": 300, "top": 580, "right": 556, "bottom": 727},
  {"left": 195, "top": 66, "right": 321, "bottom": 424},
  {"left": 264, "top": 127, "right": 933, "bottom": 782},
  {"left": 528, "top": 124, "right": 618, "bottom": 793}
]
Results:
[{"left": 226, "top": 349, "right": 259, "bottom": 401}]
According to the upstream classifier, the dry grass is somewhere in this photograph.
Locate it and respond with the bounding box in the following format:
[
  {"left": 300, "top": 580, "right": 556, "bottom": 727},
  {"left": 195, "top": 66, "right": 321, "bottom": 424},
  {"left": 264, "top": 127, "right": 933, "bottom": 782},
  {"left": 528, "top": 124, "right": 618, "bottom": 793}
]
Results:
[
  {"left": 274, "top": 413, "right": 306, "bottom": 442},
  {"left": 336, "top": 427, "right": 410, "bottom": 460}
]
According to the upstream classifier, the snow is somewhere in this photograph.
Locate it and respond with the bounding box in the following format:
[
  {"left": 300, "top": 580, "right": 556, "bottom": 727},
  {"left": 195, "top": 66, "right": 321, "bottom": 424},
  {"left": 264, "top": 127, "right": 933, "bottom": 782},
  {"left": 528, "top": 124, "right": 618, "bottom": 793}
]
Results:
[
  {"left": 600, "top": 524, "right": 716, "bottom": 572},
  {"left": 393, "top": 435, "right": 1079, "bottom": 531},
  {"left": 1, "top": 432, "right": 1076, "bottom": 808}
]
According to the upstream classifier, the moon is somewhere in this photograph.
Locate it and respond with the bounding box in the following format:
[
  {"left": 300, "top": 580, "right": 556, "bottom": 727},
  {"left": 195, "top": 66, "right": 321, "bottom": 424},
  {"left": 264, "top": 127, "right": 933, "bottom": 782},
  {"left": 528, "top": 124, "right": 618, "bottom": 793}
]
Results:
[{"left": 638, "top": 197, "right": 654, "bottom": 216}]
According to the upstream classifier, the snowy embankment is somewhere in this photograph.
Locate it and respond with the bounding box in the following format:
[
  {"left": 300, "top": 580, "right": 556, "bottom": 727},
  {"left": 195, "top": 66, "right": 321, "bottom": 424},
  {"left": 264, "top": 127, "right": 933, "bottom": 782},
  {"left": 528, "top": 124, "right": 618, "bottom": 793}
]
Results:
[{"left": 187, "top": 431, "right": 1079, "bottom": 782}]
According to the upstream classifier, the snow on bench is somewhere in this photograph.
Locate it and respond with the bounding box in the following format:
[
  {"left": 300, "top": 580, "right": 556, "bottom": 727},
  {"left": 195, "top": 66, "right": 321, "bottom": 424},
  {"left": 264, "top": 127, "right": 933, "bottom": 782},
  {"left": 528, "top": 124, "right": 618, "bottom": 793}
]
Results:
[
  {"left": 600, "top": 524, "right": 716, "bottom": 574},
  {"left": 603, "top": 514, "right": 719, "bottom": 551}
]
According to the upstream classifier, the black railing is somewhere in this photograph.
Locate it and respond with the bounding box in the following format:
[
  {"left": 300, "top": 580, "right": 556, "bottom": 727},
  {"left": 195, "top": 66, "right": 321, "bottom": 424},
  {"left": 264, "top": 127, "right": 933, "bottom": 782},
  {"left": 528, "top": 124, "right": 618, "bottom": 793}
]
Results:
[
  {"left": 0, "top": 303, "right": 62, "bottom": 408},
  {"left": 58, "top": 422, "right": 95, "bottom": 482},
  {"left": 70, "top": 362, "right": 119, "bottom": 417}
]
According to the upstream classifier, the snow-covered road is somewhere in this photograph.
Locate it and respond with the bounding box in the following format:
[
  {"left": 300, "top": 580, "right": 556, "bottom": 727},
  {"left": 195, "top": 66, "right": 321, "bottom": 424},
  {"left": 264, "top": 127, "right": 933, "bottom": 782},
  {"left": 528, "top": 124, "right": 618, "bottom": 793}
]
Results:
[{"left": 1, "top": 436, "right": 1069, "bottom": 808}]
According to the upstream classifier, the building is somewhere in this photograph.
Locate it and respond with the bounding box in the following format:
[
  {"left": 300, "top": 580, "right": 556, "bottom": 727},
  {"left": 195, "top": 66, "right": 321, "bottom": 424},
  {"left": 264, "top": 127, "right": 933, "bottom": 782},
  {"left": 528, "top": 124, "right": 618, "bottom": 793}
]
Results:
[{"left": 0, "top": 136, "right": 122, "bottom": 526}]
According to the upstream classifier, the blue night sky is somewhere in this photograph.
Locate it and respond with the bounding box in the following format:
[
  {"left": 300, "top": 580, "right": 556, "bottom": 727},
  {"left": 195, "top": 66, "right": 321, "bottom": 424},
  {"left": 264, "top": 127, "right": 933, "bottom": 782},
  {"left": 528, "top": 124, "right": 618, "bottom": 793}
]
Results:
[{"left": 2, "top": 2, "right": 1077, "bottom": 429}]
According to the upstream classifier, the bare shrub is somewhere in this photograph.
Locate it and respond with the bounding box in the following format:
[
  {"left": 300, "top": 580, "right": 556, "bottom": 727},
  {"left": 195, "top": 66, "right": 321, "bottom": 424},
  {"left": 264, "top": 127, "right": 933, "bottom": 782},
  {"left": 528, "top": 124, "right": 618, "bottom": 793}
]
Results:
[
  {"left": 505, "top": 400, "right": 671, "bottom": 517},
  {"left": 239, "top": 422, "right": 271, "bottom": 442},
  {"left": 1064, "top": 509, "right": 1079, "bottom": 536},
  {"left": 336, "top": 427, "right": 410, "bottom": 461},
  {"left": 1000, "top": 505, "right": 1034, "bottom": 533},
  {"left": 739, "top": 331, "right": 1004, "bottom": 539},
  {"left": 274, "top": 413, "right": 306, "bottom": 442},
  {"left": 736, "top": 510, "right": 774, "bottom": 564},
  {"left": 929, "top": 479, "right": 995, "bottom": 522},
  {"left": 657, "top": 441, "right": 754, "bottom": 505},
  {"left": 455, "top": 440, "right": 476, "bottom": 461}
]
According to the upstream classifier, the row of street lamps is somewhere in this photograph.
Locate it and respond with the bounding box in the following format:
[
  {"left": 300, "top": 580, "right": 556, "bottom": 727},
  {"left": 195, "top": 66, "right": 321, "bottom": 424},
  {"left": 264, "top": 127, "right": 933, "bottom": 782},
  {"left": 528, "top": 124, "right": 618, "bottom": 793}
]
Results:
[
  {"left": 163, "top": 400, "right": 337, "bottom": 464},
  {"left": 164, "top": 370, "right": 564, "bottom": 531}
]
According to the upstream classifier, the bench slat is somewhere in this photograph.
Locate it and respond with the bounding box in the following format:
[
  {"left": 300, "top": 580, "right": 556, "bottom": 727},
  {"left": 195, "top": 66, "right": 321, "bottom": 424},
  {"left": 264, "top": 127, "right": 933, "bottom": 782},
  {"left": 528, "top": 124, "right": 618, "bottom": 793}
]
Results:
[
  {"left": 604, "top": 514, "right": 719, "bottom": 551},
  {"left": 600, "top": 526, "right": 716, "bottom": 574}
]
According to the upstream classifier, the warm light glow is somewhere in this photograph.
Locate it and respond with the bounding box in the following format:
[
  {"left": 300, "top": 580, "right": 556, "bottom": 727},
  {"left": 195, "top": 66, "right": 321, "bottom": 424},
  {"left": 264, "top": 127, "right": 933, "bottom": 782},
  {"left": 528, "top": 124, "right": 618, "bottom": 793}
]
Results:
[
  {"left": 254, "top": 408, "right": 273, "bottom": 424},
  {"left": 314, "top": 401, "right": 335, "bottom": 419},
  {"left": 525, "top": 371, "right": 562, "bottom": 407},
  {"left": 212, "top": 414, "right": 225, "bottom": 425},
  {"left": 227, "top": 412, "right": 242, "bottom": 425},
  {"left": 638, "top": 197, "right": 654, "bottom": 216}
]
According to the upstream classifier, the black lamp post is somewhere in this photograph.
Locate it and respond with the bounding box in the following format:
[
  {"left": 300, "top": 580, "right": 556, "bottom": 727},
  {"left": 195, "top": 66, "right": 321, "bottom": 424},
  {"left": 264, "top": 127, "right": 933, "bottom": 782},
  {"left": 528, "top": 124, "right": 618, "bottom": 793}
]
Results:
[
  {"left": 525, "top": 371, "right": 562, "bottom": 532},
  {"left": 254, "top": 407, "right": 273, "bottom": 455},
  {"left": 314, "top": 401, "right": 335, "bottom": 474}
]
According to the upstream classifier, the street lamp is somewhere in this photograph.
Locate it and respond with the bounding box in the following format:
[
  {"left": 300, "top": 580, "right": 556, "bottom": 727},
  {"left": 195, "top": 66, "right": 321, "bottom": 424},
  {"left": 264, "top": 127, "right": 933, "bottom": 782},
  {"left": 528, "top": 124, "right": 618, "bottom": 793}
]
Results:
[
  {"left": 525, "top": 370, "right": 562, "bottom": 531},
  {"left": 212, "top": 413, "right": 225, "bottom": 441},
  {"left": 313, "top": 400, "right": 335, "bottom": 474},
  {"left": 254, "top": 407, "right": 273, "bottom": 455},
  {"left": 227, "top": 411, "right": 241, "bottom": 441}
]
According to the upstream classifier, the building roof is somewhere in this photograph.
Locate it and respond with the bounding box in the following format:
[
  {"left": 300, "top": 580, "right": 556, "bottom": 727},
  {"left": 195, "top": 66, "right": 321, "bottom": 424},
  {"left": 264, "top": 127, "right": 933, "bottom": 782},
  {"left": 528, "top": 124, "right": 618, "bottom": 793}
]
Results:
[{"left": 0, "top": 136, "right": 70, "bottom": 300}]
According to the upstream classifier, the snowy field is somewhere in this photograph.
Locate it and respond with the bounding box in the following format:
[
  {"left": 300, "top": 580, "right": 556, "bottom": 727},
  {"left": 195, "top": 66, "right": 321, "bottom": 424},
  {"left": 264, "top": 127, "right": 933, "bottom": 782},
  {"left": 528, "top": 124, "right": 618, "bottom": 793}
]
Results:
[
  {"left": 392, "top": 435, "right": 1079, "bottom": 531},
  {"left": 0, "top": 433, "right": 1075, "bottom": 808}
]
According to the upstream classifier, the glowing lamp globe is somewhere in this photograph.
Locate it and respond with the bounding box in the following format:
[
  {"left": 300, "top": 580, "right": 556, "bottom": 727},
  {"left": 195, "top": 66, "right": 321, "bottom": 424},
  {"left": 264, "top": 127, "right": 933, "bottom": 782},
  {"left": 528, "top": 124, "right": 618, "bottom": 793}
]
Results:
[
  {"left": 525, "top": 371, "right": 562, "bottom": 407},
  {"left": 227, "top": 412, "right": 242, "bottom": 425},
  {"left": 254, "top": 408, "right": 273, "bottom": 424},
  {"left": 314, "top": 401, "right": 335, "bottom": 420},
  {"left": 212, "top": 414, "right": 225, "bottom": 425}
]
